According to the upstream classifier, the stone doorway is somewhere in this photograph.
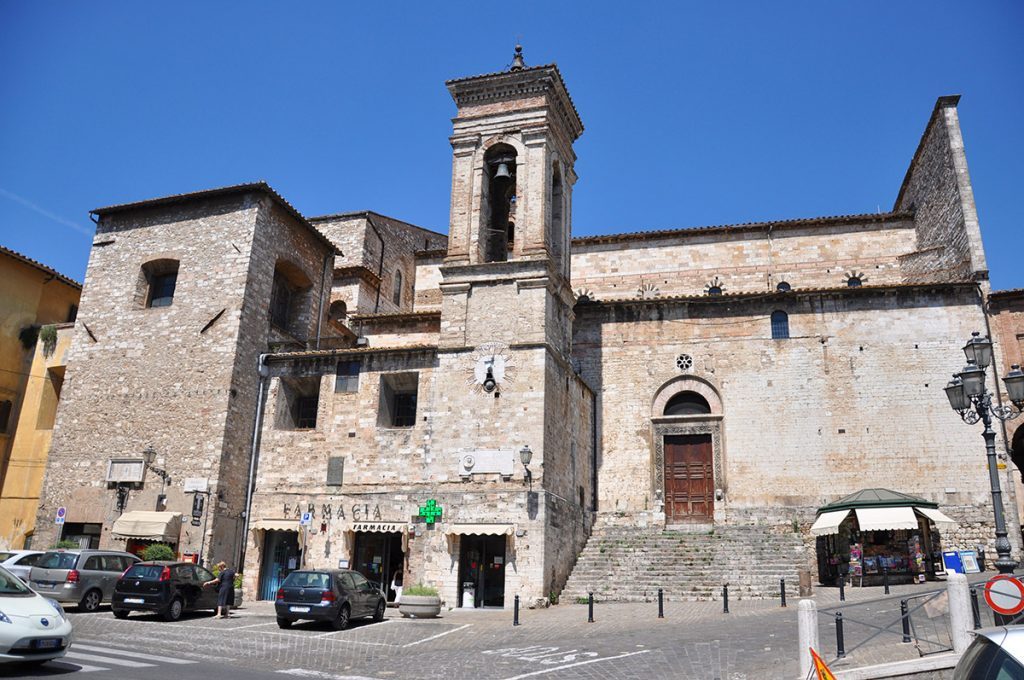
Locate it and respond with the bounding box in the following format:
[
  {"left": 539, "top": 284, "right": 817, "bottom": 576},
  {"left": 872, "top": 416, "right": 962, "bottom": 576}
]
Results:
[{"left": 664, "top": 434, "right": 714, "bottom": 521}]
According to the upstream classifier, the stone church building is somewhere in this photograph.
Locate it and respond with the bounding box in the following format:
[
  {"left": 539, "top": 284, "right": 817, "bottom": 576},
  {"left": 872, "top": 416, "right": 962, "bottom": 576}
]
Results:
[{"left": 32, "top": 51, "right": 1024, "bottom": 607}]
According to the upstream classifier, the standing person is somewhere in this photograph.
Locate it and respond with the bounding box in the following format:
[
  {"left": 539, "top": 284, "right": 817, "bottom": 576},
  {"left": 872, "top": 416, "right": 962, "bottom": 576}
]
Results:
[
  {"left": 390, "top": 569, "right": 403, "bottom": 604},
  {"left": 204, "top": 561, "right": 236, "bottom": 618}
]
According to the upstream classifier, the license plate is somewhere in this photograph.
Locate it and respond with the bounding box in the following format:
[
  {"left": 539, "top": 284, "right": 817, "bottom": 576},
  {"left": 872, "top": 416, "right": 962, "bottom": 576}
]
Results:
[
  {"left": 33, "top": 581, "right": 54, "bottom": 589},
  {"left": 123, "top": 598, "right": 144, "bottom": 604},
  {"left": 32, "top": 639, "right": 61, "bottom": 649},
  {"left": 289, "top": 606, "right": 310, "bottom": 613}
]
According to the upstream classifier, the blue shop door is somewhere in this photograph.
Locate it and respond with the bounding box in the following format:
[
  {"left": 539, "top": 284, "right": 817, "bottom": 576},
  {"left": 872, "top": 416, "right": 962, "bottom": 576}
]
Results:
[{"left": 258, "top": 530, "right": 300, "bottom": 600}]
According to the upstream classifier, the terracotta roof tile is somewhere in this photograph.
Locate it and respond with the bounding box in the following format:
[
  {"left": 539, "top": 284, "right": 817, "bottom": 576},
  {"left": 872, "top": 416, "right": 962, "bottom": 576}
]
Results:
[{"left": 0, "top": 244, "right": 82, "bottom": 289}]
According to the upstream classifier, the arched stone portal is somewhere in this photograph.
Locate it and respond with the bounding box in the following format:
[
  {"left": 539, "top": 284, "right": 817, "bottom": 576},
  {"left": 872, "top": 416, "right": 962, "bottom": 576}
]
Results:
[{"left": 650, "top": 376, "right": 725, "bottom": 525}]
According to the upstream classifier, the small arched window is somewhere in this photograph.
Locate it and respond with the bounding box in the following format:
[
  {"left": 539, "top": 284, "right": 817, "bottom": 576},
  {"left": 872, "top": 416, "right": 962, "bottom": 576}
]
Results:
[
  {"left": 328, "top": 300, "right": 347, "bottom": 325},
  {"left": 139, "top": 259, "right": 180, "bottom": 308},
  {"left": 707, "top": 285, "right": 722, "bottom": 296},
  {"left": 847, "top": 276, "right": 862, "bottom": 288},
  {"left": 664, "top": 391, "right": 712, "bottom": 416},
  {"left": 776, "top": 281, "right": 791, "bottom": 292},
  {"left": 392, "top": 270, "right": 403, "bottom": 307},
  {"left": 771, "top": 310, "right": 790, "bottom": 340}
]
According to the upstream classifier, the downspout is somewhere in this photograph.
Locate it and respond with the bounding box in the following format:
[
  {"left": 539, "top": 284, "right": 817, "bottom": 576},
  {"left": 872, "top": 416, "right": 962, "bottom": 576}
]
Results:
[
  {"left": 590, "top": 388, "right": 598, "bottom": 513},
  {"left": 366, "top": 213, "right": 385, "bottom": 313},
  {"left": 314, "top": 250, "right": 333, "bottom": 350},
  {"left": 239, "top": 353, "right": 270, "bottom": 569}
]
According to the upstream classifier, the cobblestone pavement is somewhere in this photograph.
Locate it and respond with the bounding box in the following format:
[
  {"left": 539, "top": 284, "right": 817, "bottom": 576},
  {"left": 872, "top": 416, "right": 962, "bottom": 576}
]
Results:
[{"left": 34, "top": 579, "right": 989, "bottom": 680}]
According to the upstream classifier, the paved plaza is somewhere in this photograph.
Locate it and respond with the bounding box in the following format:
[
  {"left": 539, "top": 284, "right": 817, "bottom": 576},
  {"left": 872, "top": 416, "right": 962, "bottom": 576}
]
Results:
[{"left": 5, "top": 578, "right": 994, "bottom": 680}]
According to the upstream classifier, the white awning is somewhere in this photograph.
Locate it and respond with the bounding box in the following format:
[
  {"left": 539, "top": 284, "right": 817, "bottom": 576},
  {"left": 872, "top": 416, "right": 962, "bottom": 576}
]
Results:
[
  {"left": 446, "top": 523, "right": 514, "bottom": 536},
  {"left": 810, "top": 510, "right": 851, "bottom": 536},
  {"left": 916, "top": 507, "right": 958, "bottom": 530},
  {"left": 855, "top": 506, "right": 919, "bottom": 532},
  {"left": 111, "top": 511, "right": 182, "bottom": 542},
  {"left": 250, "top": 519, "right": 299, "bottom": 533}
]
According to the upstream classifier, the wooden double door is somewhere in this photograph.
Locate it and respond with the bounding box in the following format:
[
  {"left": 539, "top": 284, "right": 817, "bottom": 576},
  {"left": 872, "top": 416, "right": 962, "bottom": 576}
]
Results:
[{"left": 664, "top": 434, "right": 714, "bottom": 521}]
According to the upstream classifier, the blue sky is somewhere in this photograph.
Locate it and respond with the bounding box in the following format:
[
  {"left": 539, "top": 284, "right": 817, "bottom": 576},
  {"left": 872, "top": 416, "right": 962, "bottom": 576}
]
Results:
[{"left": 1, "top": 2, "right": 1021, "bottom": 289}]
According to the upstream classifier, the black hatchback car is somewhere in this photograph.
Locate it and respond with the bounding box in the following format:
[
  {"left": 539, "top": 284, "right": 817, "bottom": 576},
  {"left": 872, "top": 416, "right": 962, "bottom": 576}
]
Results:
[
  {"left": 111, "top": 561, "right": 219, "bottom": 621},
  {"left": 275, "top": 569, "right": 385, "bottom": 630}
]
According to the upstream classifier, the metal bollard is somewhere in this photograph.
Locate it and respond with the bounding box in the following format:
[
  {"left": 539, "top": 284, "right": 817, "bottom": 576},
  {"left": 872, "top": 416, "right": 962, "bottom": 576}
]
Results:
[
  {"left": 513, "top": 595, "right": 520, "bottom": 626},
  {"left": 658, "top": 588, "right": 664, "bottom": 619},
  {"left": 723, "top": 584, "right": 729, "bottom": 614},
  {"left": 588, "top": 592, "right": 594, "bottom": 623},
  {"left": 900, "top": 599, "right": 911, "bottom": 643},
  {"left": 835, "top": 611, "right": 846, "bottom": 658},
  {"left": 883, "top": 568, "right": 890, "bottom": 595},
  {"left": 839, "top": 575, "right": 846, "bottom": 602},
  {"left": 780, "top": 578, "right": 787, "bottom": 608},
  {"left": 970, "top": 588, "right": 982, "bottom": 630}
]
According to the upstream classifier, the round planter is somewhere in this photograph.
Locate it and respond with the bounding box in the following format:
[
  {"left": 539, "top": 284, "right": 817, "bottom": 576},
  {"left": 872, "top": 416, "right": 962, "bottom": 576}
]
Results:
[
  {"left": 233, "top": 587, "right": 243, "bottom": 607},
  {"left": 399, "top": 595, "right": 441, "bottom": 618}
]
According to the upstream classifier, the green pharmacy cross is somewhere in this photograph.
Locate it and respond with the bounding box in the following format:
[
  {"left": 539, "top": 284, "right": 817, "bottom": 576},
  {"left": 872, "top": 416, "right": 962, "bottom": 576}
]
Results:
[{"left": 418, "top": 499, "right": 442, "bottom": 524}]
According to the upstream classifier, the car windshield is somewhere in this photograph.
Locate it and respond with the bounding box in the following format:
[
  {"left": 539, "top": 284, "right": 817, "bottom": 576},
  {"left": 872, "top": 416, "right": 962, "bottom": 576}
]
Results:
[
  {"left": 37, "top": 552, "right": 78, "bottom": 570},
  {"left": 123, "top": 564, "right": 165, "bottom": 580},
  {"left": 0, "top": 552, "right": 13, "bottom": 562},
  {"left": 282, "top": 572, "right": 331, "bottom": 589},
  {"left": 0, "top": 566, "right": 32, "bottom": 595}
]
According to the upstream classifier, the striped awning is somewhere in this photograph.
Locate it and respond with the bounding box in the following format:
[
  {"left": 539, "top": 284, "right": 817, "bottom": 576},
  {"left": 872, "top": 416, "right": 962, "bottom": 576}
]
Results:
[
  {"left": 810, "top": 510, "right": 851, "bottom": 536},
  {"left": 446, "top": 523, "right": 514, "bottom": 536},
  {"left": 250, "top": 519, "right": 299, "bottom": 533},
  {"left": 111, "top": 511, "right": 182, "bottom": 542}
]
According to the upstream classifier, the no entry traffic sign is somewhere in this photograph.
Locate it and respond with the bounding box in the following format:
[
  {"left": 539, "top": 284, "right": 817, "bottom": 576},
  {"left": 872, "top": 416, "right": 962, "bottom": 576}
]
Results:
[{"left": 984, "top": 575, "right": 1024, "bottom": 616}]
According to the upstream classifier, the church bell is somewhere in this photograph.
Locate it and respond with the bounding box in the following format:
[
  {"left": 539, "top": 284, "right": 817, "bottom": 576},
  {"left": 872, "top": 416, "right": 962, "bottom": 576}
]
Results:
[{"left": 493, "top": 162, "right": 511, "bottom": 180}]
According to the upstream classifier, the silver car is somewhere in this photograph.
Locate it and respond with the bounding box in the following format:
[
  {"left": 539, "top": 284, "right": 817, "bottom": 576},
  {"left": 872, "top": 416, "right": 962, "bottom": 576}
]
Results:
[
  {"left": 0, "top": 551, "right": 44, "bottom": 583},
  {"left": 954, "top": 626, "right": 1024, "bottom": 679},
  {"left": 29, "top": 550, "right": 139, "bottom": 612}
]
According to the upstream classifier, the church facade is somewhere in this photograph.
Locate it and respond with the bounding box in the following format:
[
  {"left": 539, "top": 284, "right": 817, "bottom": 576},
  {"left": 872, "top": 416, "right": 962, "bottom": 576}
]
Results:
[{"left": 32, "top": 52, "right": 1023, "bottom": 607}]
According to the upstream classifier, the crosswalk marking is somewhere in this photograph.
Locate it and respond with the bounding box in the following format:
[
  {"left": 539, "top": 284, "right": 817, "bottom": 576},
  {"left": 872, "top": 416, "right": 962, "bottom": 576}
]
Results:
[
  {"left": 48, "top": 660, "right": 109, "bottom": 673},
  {"left": 63, "top": 650, "right": 154, "bottom": 668},
  {"left": 72, "top": 643, "right": 198, "bottom": 664}
]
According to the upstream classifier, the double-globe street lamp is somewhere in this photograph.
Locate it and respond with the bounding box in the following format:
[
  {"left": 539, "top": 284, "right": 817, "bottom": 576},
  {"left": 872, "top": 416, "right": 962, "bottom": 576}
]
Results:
[{"left": 944, "top": 332, "right": 1024, "bottom": 575}]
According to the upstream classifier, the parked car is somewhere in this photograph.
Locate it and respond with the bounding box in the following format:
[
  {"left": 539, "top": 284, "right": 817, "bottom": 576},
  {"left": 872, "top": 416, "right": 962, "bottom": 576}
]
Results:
[
  {"left": 275, "top": 569, "right": 386, "bottom": 630},
  {"left": 29, "top": 549, "right": 140, "bottom": 612},
  {"left": 0, "top": 551, "right": 44, "bottom": 583},
  {"left": 111, "top": 561, "right": 219, "bottom": 621},
  {"left": 0, "top": 564, "right": 73, "bottom": 667},
  {"left": 954, "top": 626, "right": 1024, "bottom": 679}
]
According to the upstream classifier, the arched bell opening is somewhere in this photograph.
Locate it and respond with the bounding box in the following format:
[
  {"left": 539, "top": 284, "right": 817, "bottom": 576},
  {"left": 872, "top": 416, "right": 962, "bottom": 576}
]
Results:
[{"left": 481, "top": 144, "right": 517, "bottom": 263}]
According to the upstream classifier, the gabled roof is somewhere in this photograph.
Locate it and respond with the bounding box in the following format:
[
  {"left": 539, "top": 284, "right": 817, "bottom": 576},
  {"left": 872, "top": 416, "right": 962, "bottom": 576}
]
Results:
[
  {"left": 90, "top": 182, "right": 340, "bottom": 254},
  {"left": 0, "top": 244, "right": 82, "bottom": 289},
  {"left": 818, "top": 488, "right": 938, "bottom": 514}
]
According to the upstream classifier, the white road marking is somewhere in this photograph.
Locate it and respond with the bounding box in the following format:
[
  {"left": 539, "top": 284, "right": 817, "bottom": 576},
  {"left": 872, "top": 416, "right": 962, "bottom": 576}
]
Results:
[
  {"left": 278, "top": 670, "right": 382, "bottom": 680},
  {"left": 402, "top": 623, "right": 471, "bottom": 647},
  {"left": 229, "top": 621, "right": 281, "bottom": 629},
  {"left": 315, "top": 619, "right": 395, "bottom": 639},
  {"left": 47, "top": 660, "right": 109, "bottom": 673},
  {"left": 72, "top": 643, "right": 198, "bottom": 664},
  {"left": 501, "top": 649, "right": 652, "bottom": 679},
  {"left": 64, "top": 650, "right": 155, "bottom": 667}
]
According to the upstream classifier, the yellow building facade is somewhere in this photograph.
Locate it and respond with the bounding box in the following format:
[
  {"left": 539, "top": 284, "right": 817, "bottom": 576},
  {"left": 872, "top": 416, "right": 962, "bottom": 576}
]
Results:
[{"left": 0, "top": 246, "right": 80, "bottom": 549}]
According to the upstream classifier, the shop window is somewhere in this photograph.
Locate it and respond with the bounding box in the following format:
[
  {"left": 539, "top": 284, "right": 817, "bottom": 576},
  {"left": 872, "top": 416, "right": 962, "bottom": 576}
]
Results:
[
  {"left": 664, "top": 391, "right": 712, "bottom": 416},
  {"left": 378, "top": 372, "right": 418, "bottom": 428},
  {"left": 0, "top": 399, "right": 11, "bottom": 433},
  {"left": 392, "top": 270, "right": 403, "bottom": 307},
  {"left": 139, "top": 259, "right": 179, "bottom": 308},
  {"left": 771, "top": 311, "right": 790, "bottom": 340},
  {"left": 269, "top": 260, "right": 313, "bottom": 337},
  {"left": 335, "top": 360, "right": 360, "bottom": 393},
  {"left": 276, "top": 376, "right": 321, "bottom": 430}
]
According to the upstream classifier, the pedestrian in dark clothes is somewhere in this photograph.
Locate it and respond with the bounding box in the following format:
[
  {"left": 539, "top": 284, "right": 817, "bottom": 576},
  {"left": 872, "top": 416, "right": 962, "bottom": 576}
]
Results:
[{"left": 203, "top": 560, "right": 236, "bottom": 618}]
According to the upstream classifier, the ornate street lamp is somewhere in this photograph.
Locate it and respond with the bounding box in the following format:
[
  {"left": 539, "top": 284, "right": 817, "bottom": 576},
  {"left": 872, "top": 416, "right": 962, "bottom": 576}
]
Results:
[
  {"left": 519, "top": 445, "right": 533, "bottom": 489},
  {"left": 944, "top": 332, "right": 1024, "bottom": 576}
]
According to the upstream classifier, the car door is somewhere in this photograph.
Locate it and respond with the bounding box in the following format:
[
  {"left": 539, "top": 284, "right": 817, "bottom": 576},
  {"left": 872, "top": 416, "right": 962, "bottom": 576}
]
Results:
[
  {"left": 195, "top": 566, "right": 219, "bottom": 610},
  {"left": 82, "top": 555, "right": 109, "bottom": 599},
  {"left": 100, "top": 555, "right": 128, "bottom": 599},
  {"left": 348, "top": 571, "right": 373, "bottom": 616}
]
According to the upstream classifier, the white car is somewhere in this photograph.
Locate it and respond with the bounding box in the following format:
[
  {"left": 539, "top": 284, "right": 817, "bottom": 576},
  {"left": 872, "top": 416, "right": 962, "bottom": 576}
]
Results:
[
  {"left": 0, "top": 551, "right": 44, "bottom": 583},
  {"left": 0, "top": 564, "right": 73, "bottom": 666}
]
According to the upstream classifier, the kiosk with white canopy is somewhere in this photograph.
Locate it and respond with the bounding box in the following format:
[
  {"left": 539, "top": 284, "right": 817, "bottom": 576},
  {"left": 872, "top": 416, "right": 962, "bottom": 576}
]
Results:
[{"left": 810, "top": 489, "right": 957, "bottom": 586}]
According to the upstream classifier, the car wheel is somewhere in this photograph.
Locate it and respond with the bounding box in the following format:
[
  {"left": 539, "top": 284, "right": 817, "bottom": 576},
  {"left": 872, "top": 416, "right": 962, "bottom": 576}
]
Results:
[
  {"left": 276, "top": 617, "right": 292, "bottom": 629},
  {"left": 112, "top": 609, "right": 130, "bottom": 619},
  {"left": 162, "top": 597, "right": 184, "bottom": 622},
  {"left": 373, "top": 599, "right": 385, "bottom": 622},
  {"left": 332, "top": 604, "right": 350, "bottom": 631},
  {"left": 79, "top": 589, "right": 102, "bottom": 612}
]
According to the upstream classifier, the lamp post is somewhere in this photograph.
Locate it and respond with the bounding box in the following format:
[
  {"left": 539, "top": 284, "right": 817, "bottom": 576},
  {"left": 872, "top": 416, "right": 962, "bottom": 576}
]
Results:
[
  {"left": 944, "top": 332, "right": 1024, "bottom": 575},
  {"left": 520, "top": 445, "right": 533, "bottom": 490}
]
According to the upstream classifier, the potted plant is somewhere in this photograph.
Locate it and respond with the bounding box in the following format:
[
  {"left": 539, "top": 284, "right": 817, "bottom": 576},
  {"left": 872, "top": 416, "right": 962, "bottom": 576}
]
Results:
[{"left": 398, "top": 584, "right": 441, "bottom": 618}]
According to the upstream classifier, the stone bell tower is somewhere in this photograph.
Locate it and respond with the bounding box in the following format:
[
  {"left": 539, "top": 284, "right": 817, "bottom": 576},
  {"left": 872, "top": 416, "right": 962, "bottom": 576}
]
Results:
[{"left": 440, "top": 46, "right": 584, "bottom": 356}]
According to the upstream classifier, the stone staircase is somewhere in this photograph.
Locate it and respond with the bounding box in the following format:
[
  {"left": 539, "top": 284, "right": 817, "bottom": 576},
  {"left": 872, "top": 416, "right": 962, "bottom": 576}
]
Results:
[{"left": 561, "top": 522, "right": 807, "bottom": 602}]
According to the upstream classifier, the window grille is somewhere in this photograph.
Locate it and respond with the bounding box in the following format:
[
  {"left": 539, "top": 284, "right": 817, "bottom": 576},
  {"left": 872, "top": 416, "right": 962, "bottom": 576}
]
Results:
[{"left": 771, "top": 310, "right": 790, "bottom": 339}]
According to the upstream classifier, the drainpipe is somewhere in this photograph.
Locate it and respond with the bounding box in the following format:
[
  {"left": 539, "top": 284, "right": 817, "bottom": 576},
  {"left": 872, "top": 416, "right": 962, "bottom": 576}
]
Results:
[
  {"left": 590, "top": 388, "right": 598, "bottom": 513},
  {"left": 239, "top": 353, "right": 270, "bottom": 569},
  {"left": 314, "top": 251, "right": 333, "bottom": 350},
  {"left": 366, "top": 213, "right": 385, "bottom": 313}
]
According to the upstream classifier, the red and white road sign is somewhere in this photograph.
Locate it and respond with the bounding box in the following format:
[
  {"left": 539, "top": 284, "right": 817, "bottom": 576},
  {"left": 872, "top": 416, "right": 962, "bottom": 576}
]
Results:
[{"left": 984, "top": 575, "right": 1024, "bottom": 616}]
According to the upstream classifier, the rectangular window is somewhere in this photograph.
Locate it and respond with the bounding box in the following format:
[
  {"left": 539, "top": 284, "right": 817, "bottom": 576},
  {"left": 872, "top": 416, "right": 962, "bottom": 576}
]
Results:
[
  {"left": 378, "top": 372, "right": 419, "bottom": 428},
  {"left": 294, "top": 395, "right": 319, "bottom": 429},
  {"left": 148, "top": 272, "right": 178, "bottom": 308},
  {"left": 276, "top": 376, "right": 321, "bottom": 430},
  {"left": 335, "top": 361, "right": 360, "bottom": 393},
  {"left": 269, "top": 272, "right": 294, "bottom": 330}
]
